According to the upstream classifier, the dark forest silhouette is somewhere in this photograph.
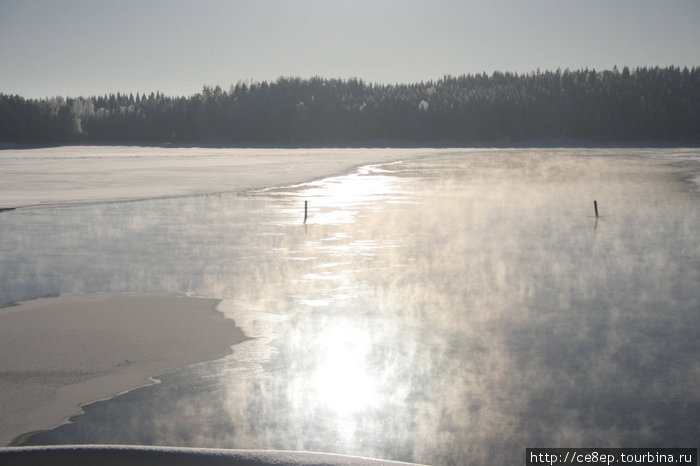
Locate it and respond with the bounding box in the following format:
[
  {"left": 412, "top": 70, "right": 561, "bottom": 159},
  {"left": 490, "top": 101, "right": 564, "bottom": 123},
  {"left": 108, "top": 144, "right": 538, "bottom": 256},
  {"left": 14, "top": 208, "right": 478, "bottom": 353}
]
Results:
[{"left": 1, "top": 67, "right": 699, "bottom": 145}]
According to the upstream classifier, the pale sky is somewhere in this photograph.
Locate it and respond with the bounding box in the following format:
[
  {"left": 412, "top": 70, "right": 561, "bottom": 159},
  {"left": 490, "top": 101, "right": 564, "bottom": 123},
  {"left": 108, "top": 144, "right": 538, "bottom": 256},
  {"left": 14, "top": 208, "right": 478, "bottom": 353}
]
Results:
[{"left": 1, "top": 0, "right": 699, "bottom": 99}]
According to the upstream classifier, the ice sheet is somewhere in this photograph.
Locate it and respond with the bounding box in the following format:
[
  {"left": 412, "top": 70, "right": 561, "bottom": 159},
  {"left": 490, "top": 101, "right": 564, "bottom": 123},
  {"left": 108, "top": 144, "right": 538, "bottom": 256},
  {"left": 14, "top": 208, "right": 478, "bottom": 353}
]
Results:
[{"left": 0, "top": 146, "right": 450, "bottom": 209}]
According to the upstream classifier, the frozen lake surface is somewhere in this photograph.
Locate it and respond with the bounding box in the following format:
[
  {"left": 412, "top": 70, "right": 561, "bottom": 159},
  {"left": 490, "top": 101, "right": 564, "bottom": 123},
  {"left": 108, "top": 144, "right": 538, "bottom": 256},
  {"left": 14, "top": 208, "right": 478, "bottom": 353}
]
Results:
[{"left": 1, "top": 147, "right": 699, "bottom": 465}]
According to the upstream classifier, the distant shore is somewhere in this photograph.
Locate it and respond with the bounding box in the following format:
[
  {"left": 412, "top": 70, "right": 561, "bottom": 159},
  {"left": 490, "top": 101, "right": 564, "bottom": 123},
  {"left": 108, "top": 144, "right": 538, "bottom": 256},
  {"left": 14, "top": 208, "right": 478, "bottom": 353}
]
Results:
[
  {"left": 0, "top": 293, "right": 247, "bottom": 446},
  {"left": 2, "top": 139, "right": 700, "bottom": 151}
]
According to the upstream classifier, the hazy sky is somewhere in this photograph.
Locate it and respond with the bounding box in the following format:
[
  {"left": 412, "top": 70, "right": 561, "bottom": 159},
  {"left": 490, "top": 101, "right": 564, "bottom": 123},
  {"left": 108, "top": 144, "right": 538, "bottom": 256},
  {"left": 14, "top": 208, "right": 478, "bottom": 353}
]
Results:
[{"left": 1, "top": 0, "right": 699, "bottom": 98}]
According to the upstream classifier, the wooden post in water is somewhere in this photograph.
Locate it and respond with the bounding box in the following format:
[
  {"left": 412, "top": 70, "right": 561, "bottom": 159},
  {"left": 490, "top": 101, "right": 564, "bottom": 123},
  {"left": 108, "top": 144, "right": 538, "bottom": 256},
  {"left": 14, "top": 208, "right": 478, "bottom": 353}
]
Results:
[
  {"left": 304, "top": 200, "right": 308, "bottom": 224},
  {"left": 594, "top": 200, "right": 599, "bottom": 218}
]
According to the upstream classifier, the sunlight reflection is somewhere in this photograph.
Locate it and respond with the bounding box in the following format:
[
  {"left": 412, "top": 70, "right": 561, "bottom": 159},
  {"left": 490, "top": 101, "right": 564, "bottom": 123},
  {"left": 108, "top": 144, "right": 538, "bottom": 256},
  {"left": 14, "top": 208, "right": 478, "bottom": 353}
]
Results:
[
  {"left": 312, "top": 321, "right": 378, "bottom": 416},
  {"left": 286, "top": 164, "right": 408, "bottom": 226}
]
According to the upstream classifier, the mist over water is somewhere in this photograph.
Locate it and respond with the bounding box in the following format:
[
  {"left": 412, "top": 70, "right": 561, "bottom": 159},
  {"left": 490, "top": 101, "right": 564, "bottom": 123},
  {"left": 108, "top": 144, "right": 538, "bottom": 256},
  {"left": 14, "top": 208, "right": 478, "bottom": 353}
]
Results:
[{"left": 2, "top": 149, "right": 699, "bottom": 465}]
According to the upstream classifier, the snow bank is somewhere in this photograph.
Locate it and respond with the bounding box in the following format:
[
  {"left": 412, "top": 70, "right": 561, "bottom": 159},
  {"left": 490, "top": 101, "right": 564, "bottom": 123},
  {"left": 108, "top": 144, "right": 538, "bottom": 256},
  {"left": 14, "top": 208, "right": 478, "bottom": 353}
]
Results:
[
  {"left": 0, "top": 445, "right": 424, "bottom": 465},
  {"left": 0, "top": 293, "right": 246, "bottom": 446}
]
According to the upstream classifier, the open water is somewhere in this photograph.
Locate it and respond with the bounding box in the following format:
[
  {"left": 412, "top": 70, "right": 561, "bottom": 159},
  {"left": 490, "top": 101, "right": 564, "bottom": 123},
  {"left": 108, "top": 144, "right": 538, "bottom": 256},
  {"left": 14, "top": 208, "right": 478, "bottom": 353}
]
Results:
[{"left": 1, "top": 148, "right": 699, "bottom": 465}]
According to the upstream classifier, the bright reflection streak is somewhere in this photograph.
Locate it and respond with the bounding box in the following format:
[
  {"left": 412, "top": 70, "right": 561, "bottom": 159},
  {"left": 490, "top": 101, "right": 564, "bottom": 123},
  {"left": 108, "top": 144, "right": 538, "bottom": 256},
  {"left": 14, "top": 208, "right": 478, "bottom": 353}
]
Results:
[
  {"left": 288, "top": 164, "right": 408, "bottom": 226},
  {"left": 311, "top": 322, "right": 378, "bottom": 416},
  {"left": 263, "top": 163, "right": 412, "bottom": 227}
]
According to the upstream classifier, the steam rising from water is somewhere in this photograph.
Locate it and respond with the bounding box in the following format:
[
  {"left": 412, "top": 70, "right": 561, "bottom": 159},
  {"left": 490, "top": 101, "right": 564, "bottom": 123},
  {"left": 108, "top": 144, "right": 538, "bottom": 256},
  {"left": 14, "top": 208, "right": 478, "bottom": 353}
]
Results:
[{"left": 2, "top": 148, "right": 699, "bottom": 464}]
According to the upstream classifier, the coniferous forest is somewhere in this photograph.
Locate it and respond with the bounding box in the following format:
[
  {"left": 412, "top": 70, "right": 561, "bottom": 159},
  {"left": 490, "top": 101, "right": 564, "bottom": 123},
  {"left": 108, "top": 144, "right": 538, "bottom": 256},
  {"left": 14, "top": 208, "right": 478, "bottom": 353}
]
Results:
[{"left": 1, "top": 66, "right": 699, "bottom": 145}]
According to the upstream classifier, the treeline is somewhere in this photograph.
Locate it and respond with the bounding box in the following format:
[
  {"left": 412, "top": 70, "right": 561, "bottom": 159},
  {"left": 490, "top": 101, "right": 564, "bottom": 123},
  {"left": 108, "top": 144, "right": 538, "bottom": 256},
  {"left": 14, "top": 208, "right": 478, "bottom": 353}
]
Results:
[{"left": 1, "top": 66, "right": 699, "bottom": 145}]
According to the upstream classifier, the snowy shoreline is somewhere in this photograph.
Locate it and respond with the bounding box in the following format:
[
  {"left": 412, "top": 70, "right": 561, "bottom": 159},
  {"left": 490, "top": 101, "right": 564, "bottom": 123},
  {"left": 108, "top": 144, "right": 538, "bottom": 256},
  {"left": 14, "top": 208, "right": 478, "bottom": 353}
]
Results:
[
  {"left": 0, "top": 293, "right": 246, "bottom": 447},
  {"left": 0, "top": 445, "right": 425, "bottom": 465}
]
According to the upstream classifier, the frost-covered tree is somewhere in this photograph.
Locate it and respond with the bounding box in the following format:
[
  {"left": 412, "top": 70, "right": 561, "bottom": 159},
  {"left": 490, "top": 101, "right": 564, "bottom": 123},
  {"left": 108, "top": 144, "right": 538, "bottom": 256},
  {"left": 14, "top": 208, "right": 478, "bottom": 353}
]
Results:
[{"left": 1, "top": 67, "right": 699, "bottom": 144}]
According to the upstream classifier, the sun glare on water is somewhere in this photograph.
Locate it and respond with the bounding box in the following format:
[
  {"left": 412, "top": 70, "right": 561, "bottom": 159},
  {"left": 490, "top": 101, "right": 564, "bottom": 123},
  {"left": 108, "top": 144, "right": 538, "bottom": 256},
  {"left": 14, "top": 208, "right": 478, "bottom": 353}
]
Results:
[
  {"left": 311, "top": 322, "right": 379, "bottom": 416},
  {"left": 298, "top": 164, "right": 406, "bottom": 226}
]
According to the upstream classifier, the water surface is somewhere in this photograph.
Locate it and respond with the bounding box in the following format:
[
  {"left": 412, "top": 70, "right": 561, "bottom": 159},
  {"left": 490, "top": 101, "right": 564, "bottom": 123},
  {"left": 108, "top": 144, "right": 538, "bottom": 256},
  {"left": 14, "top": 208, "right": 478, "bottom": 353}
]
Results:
[{"left": 2, "top": 148, "right": 699, "bottom": 465}]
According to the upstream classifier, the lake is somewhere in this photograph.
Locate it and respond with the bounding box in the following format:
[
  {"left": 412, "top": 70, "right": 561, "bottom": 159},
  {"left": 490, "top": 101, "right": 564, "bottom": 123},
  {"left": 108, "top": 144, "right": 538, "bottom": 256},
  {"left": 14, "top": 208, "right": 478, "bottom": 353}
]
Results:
[{"left": 1, "top": 147, "right": 699, "bottom": 465}]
